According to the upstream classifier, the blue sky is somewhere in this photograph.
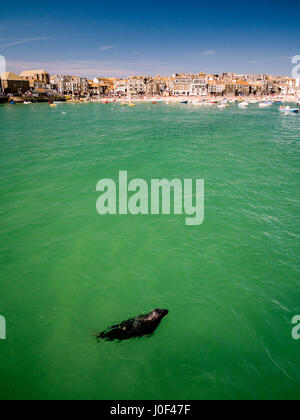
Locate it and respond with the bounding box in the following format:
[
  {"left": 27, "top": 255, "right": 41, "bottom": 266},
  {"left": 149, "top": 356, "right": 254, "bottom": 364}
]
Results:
[{"left": 0, "top": 0, "right": 299, "bottom": 77}]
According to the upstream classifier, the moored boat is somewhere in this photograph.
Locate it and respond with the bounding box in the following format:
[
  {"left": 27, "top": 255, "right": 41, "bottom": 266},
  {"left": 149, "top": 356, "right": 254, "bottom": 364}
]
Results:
[
  {"left": 279, "top": 106, "right": 299, "bottom": 114},
  {"left": 259, "top": 101, "right": 272, "bottom": 108}
]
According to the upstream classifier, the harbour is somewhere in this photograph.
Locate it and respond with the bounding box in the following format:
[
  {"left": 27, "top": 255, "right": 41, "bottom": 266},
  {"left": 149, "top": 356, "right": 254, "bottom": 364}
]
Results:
[
  {"left": 1, "top": 0, "right": 300, "bottom": 403},
  {"left": 0, "top": 102, "right": 299, "bottom": 399}
]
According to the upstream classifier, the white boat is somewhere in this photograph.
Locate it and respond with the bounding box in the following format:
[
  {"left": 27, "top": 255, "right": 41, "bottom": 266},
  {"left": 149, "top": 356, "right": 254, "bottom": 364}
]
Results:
[
  {"left": 259, "top": 101, "right": 272, "bottom": 108},
  {"left": 239, "top": 102, "right": 249, "bottom": 108},
  {"left": 23, "top": 101, "right": 31, "bottom": 105},
  {"left": 279, "top": 106, "right": 299, "bottom": 114}
]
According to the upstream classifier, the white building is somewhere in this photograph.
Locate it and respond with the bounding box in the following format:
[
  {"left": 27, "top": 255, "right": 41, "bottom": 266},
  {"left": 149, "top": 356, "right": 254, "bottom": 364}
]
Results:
[
  {"left": 208, "top": 81, "right": 225, "bottom": 95},
  {"left": 50, "top": 75, "right": 88, "bottom": 96},
  {"left": 280, "top": 79, "right": 295, "bottom": 96},
  {"left": 80, "top": 78, "right": 89, "bottom": 95},
  {"left": 191, "top": 75, "right": 207, "bottom": 96},
  {"left": 114, "top": 79, "right": 128, "bottom": 95},
  {"left": 173, "top": 74, "right": 193, "bottom": 96},
  {"left": 127, "top": 76, "right": 146, "bottom": 95}
]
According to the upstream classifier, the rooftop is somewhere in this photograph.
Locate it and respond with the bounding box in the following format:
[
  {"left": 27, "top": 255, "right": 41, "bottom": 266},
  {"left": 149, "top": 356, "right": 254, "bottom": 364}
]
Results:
[
  {"left": 20, "top": 70, "right": 49, "bottom": 77},
  {"left": 0, "top": 72, "right": 27, "bottom": 81}
]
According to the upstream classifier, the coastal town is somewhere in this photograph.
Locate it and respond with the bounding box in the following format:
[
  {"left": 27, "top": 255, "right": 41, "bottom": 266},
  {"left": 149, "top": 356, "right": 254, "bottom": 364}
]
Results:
[{"left": 0, "top": 69, "right": 300, "bottom": 103}]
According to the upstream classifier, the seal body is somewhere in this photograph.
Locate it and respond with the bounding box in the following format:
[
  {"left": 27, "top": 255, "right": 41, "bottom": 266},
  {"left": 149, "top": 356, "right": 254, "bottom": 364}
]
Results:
[{"left": 97, "top": 309, "right": 169, "bottom": 341}]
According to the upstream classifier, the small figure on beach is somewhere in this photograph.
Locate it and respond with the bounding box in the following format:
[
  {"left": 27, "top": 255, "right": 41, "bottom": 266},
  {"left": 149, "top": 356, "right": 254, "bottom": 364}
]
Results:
[{"left": 96, "top": 308, "right": 169, "bottom": 342}]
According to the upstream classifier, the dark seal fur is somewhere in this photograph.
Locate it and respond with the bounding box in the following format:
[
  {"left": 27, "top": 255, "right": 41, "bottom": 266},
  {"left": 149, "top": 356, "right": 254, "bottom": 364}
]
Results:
[{"left": 97, "top": 309, "right": 169, "bottom": 341}]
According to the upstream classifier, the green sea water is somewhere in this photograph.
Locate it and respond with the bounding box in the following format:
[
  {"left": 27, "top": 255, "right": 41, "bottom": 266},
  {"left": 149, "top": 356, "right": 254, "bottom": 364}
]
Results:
[{"left": 0, "top": 102, "right": 299, "bottom": 400}]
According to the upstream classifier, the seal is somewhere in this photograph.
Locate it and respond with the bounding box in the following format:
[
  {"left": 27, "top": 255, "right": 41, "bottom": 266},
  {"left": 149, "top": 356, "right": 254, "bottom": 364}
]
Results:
[{"left": 96, "top": 308, "right": 169, "bottom": 341}]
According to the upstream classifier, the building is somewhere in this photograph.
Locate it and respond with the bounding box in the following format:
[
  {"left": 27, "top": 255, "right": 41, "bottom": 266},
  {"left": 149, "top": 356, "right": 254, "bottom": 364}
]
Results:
[
  {"left": 32, "top": 70, "right": 300, "bottom": 99},
  {"left": 88, "top": 82, "right": 105, "bottom": 97},
  {"left": 145, "top": 76, "right": 167, "bottom": 96},
  {"left": 224, "top": 81, "right": 237, "bottom": 96},
  {"left": 236, "top": 80, "right": 251, "bottom": 96},
  {"left": 80, "top": 78, "right": 89, "bottom": 96},
  {"left": 114, "top": 79, "right": 128, "bottom": 95},
  {"left": 172, "top": 74, "right": 193, "bottom": 96},
  {"left": 20, "top": 70, "right": 50, "bottom": 90},
  {"left": 63, "top": 76, "right": 81, "bottom": 95},
  {"left": 50, "top": 75, "right": 60, "bottom": 91},
  {"left": 127, "top": 76, "right": 147, "bottom": 95},
  {"left": 93, "top": 77, "right": 115, "bottom": 95},
  {"left": 0, "top": 72, "right": 30, "bottom": 94},
  {"left": 49, "top": 75, "right": 89, "bottom": 96},
  {"left": 191, "top": 73, "right": 207, "bottom": 96},
  {"left": 154, "top": 76, "right": 168, "bottom": 95},
  {"left": 207, "top": 80, "right": 225, "bottom": 96}
]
